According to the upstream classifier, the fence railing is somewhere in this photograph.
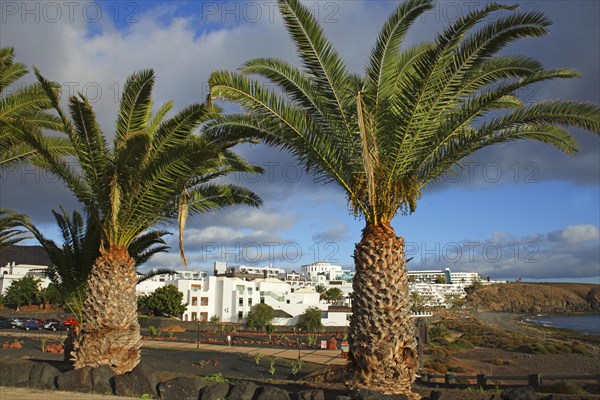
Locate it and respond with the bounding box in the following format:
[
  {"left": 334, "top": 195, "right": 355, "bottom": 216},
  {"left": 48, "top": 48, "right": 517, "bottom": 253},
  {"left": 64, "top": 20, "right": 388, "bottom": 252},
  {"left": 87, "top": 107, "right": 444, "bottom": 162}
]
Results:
[{"left": 420, "top": 372, "right": 599, "bottom": 387}]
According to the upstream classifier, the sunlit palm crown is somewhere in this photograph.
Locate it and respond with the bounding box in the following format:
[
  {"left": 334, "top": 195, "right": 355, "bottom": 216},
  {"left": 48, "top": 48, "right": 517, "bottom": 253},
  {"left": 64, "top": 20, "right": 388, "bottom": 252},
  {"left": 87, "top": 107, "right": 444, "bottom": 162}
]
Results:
[
  {"left": 209, "top": 0, "right": 599, "bottom": 226},
  {"left": 0, "top": 47, "right": 70, "bottom": 169},
  {"left": 23, "top": 69, "right": 261, "bottom": 250}
]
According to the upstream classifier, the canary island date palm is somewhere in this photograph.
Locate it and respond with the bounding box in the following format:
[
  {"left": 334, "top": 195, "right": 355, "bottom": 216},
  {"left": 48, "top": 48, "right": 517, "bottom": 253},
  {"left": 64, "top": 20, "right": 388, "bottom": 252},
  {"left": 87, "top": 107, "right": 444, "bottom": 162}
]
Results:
[
  {"left": 208, "top": 0, "right": 600, "bottom": 394},
  {"left": 0, "top": 47, "right": 71, "bottom": 169},
  {"left": 24, "top": 207, "right": 172, "bottom": 361},
  {"left": 21, "top": 69, "right": 262, "bottom": 373}
]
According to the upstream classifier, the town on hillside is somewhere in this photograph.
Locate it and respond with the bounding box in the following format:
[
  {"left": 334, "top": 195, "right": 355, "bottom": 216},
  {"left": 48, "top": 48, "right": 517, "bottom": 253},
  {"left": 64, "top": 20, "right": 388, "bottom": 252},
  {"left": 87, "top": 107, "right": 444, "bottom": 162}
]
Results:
[{"left": 1, "top": 245, "right": 505, "bottom": 326}]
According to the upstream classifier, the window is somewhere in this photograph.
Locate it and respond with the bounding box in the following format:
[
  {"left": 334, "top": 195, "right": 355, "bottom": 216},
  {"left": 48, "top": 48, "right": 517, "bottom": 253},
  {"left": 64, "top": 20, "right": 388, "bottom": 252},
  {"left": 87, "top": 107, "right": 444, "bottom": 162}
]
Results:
[
  {"left": 191, "top": 297, "right": 197, "bottom": 306},
  {"left": 248, "top": 298, "right": 253, "bottom": 306},
  {"left": 239, "top": 298, "right": 243, "bottom": 306},
  {"left": 238, "top": 311, "right": 243, "bottom": 320},
  {"left": 260, "top": 297, "right": 265, "bottom": 304},
  {"left": 191, "top": 312, "right": 197, "bottom": 321},
  {"left": 200, "top": 297, "right": 208, "bottom": 306},
  {"left": 191, "top": 284, "right": 201, "bottom": 291},
  {"left": 200, "top": 312, "right": 208, "bottom": 322},
  {"left": 286, "top": 300, "right": 290, "bottom": 304}
]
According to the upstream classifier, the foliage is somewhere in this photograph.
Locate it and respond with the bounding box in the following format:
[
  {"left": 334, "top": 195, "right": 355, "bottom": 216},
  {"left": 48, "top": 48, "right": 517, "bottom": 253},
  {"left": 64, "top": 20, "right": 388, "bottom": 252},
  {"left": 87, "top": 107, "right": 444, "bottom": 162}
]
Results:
[
  {"left": 290, "top": 359, "right": 303, "bottom": 375},
  {"left": 208, "top": 0, "right": 599, "bottom": 228},
  {"left": 410, "top": 292, "right": 425, "bottom": 312},
  {"left": 265, "top": 323, "right": 275, "bottom": 339},
  {"left": 268, "top": 358, "right": 276, "bottom": 376},
  {"left": 465, "top": 279, "right": 484, "bottom": 295},
  {"left": 314, "top": 284, "right": 327, "bottom": 298},
  {"left": 0, "top": 294, "right": 4, "bottom": 306},
  {"left": 23, "top": 68, "right": 262, "bottom": 268},
  {"left": 254, "top": 352, "right": 263, "bottom": 365},
  {"left": 324, "top": 287, "right": 344, "bottom": 302},
  {"left": 203, "top": 373, "right": 229, "bottom": 383},
  {"left": 0, "top": 47, "right": 70, "bottom": 170},
  {"left": 0, "top": 209, "right": 31, "bottom": 249},
  {"left": 434, "top": 276, "right": 447, "bottom": 284},
  {"left": 147, "top": 326, "right": 161, "bottom": 337},
  {"left": 246, "top": 303, "right": 275, "bottom": 330},
  {"left": 143, "top": 285, "right": 187, "bottom": 317},
  {"left": 296, "top": 307, "right": 322, "bottom": 333},
  {"left": 210, "top": 315, "right": 220, "bottom": 323},
  {"left": 4, "top": 275, "right": 41, "bottom": 309},
  {"left": 40, "top": 338, "right": 47, "bottom": 352},
  {"left": 429, "top": 322, "right": 450, "bottom": 340},
  {"left": 37, "top": 283, "right": 62, "bottom": 307}
]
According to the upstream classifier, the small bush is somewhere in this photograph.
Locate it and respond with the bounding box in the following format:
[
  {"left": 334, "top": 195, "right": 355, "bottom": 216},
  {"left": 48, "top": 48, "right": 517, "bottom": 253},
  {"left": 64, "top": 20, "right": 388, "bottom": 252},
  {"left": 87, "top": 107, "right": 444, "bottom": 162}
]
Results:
[
  {"left": 204, "top": 373, "right": 229, "bottom": 383},
  {"left": 147, "top": 326, "right": 157, "bottom": 336},
  {"left": 491, "top": 356, "right": 517, "bottom": 366},
  {"left": 254, "top": 352, "right": 263, "bottom": 365},
  {"left": 268, "top": 358, "right": 276, "bottom": 376},
  {"left": 448, "top": 339, "right": 475, "bottom": 351}
]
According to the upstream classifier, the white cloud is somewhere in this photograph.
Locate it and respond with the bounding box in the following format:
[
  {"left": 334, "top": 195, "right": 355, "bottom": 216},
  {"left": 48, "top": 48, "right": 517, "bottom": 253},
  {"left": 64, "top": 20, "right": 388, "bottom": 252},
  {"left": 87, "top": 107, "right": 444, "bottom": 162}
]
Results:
[{"left": 557, "top": 225, "right": 600, "bottom": 245}]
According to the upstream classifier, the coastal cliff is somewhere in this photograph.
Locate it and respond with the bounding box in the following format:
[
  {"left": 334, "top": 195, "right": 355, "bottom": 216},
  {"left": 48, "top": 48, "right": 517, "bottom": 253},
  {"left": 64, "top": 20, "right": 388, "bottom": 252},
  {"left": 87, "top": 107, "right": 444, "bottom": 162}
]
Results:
[{"left": 469, "top": 283, "right": 600, "bottom": 313}]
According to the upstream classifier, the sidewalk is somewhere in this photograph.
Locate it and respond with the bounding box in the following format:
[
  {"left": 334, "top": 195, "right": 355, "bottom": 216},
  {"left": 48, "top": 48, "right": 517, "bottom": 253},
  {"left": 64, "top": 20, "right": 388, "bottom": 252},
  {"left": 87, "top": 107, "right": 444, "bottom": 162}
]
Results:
[
  {"left": 141, "top": 339, "right": 347, "bottom": 365},
  {"left": 0, "top": 386, "right": 134, "bottom": 400}
]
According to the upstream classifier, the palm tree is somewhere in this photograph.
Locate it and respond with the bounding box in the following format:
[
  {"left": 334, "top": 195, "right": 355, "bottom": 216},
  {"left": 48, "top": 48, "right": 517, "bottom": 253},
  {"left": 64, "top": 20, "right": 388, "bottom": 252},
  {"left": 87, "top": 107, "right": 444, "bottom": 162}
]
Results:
[
  {"left": 207, "top": 0, "right": 599, "bottom": 394},
  {"left": 324, "top": 287, "right": 344, "bottom": 304},
  {"left": 314, "top": 283, "right": 327, "bottom": 299},
  {"left": 22, "top": 69, "right": 262, "bottom": 373},
  {"left": 0, "top": 47, "right": 70, "bottom": 169}
]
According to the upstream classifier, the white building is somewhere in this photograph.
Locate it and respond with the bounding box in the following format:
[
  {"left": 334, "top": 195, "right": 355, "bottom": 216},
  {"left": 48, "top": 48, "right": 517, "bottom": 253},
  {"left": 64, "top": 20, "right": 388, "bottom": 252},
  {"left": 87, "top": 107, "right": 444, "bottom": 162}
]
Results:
[
  {"left": 300, "top": 262, "right": 355, "bottom": 282},
  {"left": 0, "top": 262, "right": 51, "bottom": 294},
  {"left": 139, "top": 272, "right": 351, "bottom": 326}
]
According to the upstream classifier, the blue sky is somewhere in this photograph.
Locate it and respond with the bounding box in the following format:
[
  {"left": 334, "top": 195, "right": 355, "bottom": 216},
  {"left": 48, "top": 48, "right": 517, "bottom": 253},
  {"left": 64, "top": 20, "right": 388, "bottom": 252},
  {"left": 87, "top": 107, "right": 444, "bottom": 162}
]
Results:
[{"left": 1, "top": 0, "right": 598, "bottom": 282}]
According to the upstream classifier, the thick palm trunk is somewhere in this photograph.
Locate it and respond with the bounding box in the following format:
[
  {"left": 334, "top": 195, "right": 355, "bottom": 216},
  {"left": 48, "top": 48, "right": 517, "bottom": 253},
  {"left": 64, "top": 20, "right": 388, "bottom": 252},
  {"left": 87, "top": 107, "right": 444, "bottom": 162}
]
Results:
[
  {"left": 71, "top": 247, "right": 141, "bottom": 374},
  {"left": 349, "top": 223, "right": 418, "bottom": 396}
]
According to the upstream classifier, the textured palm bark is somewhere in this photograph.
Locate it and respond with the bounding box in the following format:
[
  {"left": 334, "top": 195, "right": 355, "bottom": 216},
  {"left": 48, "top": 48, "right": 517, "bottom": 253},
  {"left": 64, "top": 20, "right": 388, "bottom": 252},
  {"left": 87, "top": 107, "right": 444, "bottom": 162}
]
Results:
[
  {"left": 71, "top": 247, "right": 141, "bottom": 374},
  {"left": 349, "top": 223, "right": 418, "bottom": 396}
]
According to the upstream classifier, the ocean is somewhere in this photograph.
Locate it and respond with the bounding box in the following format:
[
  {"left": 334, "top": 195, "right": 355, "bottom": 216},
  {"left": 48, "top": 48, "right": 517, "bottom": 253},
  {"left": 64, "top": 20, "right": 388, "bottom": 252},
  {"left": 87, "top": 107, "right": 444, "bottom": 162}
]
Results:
[{"left": 524, "top": 313, "right": 600, "bottom": 336}]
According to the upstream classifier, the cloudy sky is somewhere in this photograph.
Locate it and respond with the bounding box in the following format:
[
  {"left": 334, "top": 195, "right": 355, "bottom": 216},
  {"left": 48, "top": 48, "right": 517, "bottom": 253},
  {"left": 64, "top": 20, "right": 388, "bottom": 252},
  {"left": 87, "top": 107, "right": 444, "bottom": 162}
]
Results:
[{"left": 1, "top": 0, "right": 598, "bottom": 282}]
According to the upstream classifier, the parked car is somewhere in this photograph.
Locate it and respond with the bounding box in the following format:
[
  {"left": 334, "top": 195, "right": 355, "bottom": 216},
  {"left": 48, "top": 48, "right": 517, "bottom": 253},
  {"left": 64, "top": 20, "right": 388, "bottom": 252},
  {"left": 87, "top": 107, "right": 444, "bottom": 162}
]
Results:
[
  {"left": 44, "top": 321, "right": 68, "bottom": 331},
  {"left": 21, "top": 319, "right": 43, "bottom": 330},
  {"left": 0, "top": 318, "right": 15, "bottom": 329},
  {"left": 11, "top": 318, "right": 25, "bottom": 328},
  {"left": 63, "top": 317, "right": 79, "bottom": 327}
]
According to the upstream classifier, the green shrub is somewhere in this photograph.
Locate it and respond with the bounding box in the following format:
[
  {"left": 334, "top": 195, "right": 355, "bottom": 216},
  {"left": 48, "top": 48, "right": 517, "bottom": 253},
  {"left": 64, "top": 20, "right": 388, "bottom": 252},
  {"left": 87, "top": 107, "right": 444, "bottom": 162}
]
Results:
[
  {"left": 147, "top": 326, "right": 157, "bottom": 336},
  {"left": 204, "top": 373, "right": 229, "bottom": 383},
  {"left": 268, "top": 358, "right": 276, "bottom": 376}
]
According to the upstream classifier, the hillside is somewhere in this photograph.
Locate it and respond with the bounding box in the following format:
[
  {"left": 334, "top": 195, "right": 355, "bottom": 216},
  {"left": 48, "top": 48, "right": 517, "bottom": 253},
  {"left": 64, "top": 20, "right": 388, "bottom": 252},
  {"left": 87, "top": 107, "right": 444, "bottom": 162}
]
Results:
[{"left": 469, "top": 282, "right": 600, "bottom": 313}]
